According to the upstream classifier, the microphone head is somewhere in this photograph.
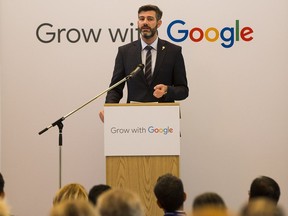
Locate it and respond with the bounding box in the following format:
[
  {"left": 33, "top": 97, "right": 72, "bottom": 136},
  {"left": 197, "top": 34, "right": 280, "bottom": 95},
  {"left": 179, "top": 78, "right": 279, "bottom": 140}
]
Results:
[
  {"left": 128, "top": 64, "right": 145, "bottom": 78},
  {"left": 138, "top": 64, "right": 144, "bottom": 70}
]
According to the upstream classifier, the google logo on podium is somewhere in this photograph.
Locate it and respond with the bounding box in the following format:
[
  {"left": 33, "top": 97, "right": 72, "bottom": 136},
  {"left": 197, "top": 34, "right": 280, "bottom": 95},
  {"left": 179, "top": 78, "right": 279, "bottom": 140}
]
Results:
[
  {"left": 167, "top": 20, "right": 253, "bottom": 48},
  {"left": 147, "top": 126, "right": 174, "bottom": 135}
]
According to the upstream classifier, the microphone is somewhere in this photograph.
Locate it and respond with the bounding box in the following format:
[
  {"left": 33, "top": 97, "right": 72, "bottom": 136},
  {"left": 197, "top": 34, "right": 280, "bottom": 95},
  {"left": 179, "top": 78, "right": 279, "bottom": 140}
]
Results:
[{"left": 128, "top": 64, "right": 144, "bottom": 78}]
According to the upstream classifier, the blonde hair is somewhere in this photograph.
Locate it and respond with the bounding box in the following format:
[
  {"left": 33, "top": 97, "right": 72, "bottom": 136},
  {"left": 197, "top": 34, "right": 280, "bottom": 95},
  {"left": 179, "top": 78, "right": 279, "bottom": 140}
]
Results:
[
  {"left": 0, "top": 200, "right": 10, "bottom": 216},
  {"left": 53, "top": 183, "right": 88, "bottom": 206},
  {"left": 50, "top": 200, "right": 96, "bottom": 216},
  {"left": 97, "top": 188, "right": 144, "bottom": 216}
]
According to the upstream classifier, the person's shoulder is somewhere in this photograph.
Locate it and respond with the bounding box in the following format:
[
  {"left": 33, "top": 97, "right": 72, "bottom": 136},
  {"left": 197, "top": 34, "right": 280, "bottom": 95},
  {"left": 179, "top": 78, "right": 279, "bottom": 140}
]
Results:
[
  {"left": 119, "top": 40, "right": 140, "bottom": 50},
  {"left": 158, "top": 38, "right": 182, "bottom": 50}
]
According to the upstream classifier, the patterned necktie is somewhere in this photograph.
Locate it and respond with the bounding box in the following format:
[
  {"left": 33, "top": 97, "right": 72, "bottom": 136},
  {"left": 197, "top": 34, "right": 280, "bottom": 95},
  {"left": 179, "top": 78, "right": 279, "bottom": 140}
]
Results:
[{"left": 145, "top": 46, "right": 152, "bottom": 84}]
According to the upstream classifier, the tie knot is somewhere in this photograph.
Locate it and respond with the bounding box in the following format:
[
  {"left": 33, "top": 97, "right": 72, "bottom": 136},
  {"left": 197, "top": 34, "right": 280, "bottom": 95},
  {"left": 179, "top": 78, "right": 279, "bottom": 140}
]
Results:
[{"left": 145, "top": 46, "right": 152, "bottom": 51}]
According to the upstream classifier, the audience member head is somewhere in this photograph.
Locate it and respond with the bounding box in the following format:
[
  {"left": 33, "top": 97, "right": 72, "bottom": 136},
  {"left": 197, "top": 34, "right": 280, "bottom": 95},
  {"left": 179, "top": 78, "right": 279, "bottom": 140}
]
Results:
[
  {"left": 240, "top": 198, "right": 284, "bottom": 216},
  {"left": 0, "top": 173, "right": 5, "bottom": 199},
  {"left": 88, "top": 184, "right": 111, "bottom": 206},
  {"left": 192, "top": 192, "right": 228, "bottom": 216},
  {"left": 249, "top": 176, "right": 280, "bottom": 204},
  {"left": 53, "top": 183, "right": 88, "bottom": 206},
  {"left": 96, "top": 188, "right": 144, "bottom": 216},
  {"left": 50, "top": 200, "right": 96, "bottom": 216},
  {"left": 153, "top": 173, "right": 186, "bottom": 212},
  {"left": 193, "top": 192, "right": 227, "bottom": 211}
]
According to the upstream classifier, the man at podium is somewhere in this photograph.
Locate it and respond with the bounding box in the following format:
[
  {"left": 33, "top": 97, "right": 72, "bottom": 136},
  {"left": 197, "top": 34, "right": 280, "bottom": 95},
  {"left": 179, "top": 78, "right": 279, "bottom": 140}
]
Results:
[{"left": 99, "top": 4, "right": 189, "bottom": 122}]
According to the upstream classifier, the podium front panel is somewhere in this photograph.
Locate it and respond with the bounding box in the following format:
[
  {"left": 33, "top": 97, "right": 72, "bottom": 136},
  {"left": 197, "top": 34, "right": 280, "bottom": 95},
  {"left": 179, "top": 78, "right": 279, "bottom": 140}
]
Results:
[{"left": 104, "top": 103, "right": 180, "bottom": 156}]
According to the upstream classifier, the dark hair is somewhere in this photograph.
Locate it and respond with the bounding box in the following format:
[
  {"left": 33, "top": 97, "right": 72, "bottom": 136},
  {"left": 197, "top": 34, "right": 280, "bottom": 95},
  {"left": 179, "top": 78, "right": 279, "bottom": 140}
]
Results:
[
  {"left": 192, "top": 192, "right": 226, "bottom": 210},
  {"left": 138, "top": 5, "right": 163, "bottom": 21},
  {"left": 154, "top": 173, "right": 185, "bottom": 212},
  {"left": 0, "top": 173, "right": 4, "bottom": 194},
  {"left": 88, "top": 184, "right": 111, "bottom": 206},
  {"left": 249, "top": 176, "right": 280, "bottom": 203}
]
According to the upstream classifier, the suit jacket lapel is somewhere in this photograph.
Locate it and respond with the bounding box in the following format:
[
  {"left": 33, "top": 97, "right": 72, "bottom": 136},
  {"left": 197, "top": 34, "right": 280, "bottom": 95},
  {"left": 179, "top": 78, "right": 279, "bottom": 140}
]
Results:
[
  {"left": 152, "top": 39, "right": 166, "bottom": 82},
  {"left": 133, "top": 40, "right": 146, "bottom": 82},
  {"left": 134, "top": 40, "right": 142, "bottom": 65}
]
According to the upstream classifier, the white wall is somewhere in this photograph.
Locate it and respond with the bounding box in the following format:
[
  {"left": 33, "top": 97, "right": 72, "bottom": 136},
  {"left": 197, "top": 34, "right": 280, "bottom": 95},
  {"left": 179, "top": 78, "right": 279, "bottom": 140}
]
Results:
[
  {"left": 0, "top": 0, "right": 2, "bottom": 170},
  {"left": 1, "top": 0, "right": 288, "bottom": 216}
]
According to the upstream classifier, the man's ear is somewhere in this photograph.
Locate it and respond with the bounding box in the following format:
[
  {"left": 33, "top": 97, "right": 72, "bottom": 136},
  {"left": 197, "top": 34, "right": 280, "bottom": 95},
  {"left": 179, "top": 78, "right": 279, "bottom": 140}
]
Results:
[
  {"left": 157, "top": 200, "right": 163, "bottom": 209},
  {"left": 183, "top": 192, "right": 187, "bottom": 202},
  {"left": 157, "top": 20, "right": 162, "bottom": 28},
  {"left": 0, "top": 191, "right": 5, "bottom": 199}
]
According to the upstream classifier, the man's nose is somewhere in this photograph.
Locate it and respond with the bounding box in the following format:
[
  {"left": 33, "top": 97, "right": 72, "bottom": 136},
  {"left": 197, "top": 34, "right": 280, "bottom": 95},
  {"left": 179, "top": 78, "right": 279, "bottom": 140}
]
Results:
[{"left": 143, "top": 18, "right": 149, "bottom": 23}]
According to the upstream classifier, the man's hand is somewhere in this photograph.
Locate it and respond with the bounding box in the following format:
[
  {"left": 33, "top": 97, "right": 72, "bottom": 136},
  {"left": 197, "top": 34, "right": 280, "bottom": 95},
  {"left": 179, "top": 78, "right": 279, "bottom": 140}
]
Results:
[
  {"left": 153, "top": 84, "right": 168, "bottom": 98},
  {"left": 99, "top": 110, "right": 104, "bottom": 123}
]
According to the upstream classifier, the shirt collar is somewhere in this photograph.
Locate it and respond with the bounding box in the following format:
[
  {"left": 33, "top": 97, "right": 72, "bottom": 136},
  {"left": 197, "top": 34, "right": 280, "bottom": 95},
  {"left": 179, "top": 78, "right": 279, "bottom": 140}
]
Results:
[
  {"left": 164, "top": 210, "right": 186, "bottom": 216},
  {"left": 141, "top": 37, "right": 158, "bottom": 51}
]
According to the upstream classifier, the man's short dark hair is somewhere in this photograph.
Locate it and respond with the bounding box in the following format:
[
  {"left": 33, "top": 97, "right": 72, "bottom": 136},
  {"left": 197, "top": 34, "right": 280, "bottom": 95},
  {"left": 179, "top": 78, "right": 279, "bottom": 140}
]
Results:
[
  {"left": 88, "top": 184, "right": 111, "bottom": 206},
  {"left": 249, "top": 176, "right": 280, "bottom": 203},
  {"left": 0, "top": 173, "right": 4, "bottom": 194},
  {"left": 154, "top": 173, "right": 185, "bottom": 212},
  {"left": 138, "top": 5, "right": 163, "bottom": 21}
]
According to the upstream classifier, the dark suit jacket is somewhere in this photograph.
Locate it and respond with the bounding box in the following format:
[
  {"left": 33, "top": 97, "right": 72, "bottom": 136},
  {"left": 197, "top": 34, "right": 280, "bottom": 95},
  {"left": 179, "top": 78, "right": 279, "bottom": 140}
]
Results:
[{"left": 105, "top": 38, "right": 189, "bottom": 103}]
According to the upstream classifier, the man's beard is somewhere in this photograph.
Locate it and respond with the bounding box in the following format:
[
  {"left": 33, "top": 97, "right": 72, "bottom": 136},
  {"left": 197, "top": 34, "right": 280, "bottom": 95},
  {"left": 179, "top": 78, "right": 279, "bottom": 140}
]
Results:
[{"left": 140, "top": 25, "right": 158, "bottom": 39}]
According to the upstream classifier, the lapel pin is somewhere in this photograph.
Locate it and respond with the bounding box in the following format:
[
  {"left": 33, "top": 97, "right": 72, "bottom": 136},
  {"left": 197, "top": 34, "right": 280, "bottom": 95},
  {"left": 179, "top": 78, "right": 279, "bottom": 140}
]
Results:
[{"left": 162, "top": 46, "right": 165, "bottom": 50}]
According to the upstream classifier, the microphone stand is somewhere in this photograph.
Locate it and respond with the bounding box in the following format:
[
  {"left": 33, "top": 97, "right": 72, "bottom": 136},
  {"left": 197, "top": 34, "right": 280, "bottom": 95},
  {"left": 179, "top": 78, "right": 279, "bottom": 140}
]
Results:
[{"left": 38, "top": 64, "right": 143, "bottom": 188}]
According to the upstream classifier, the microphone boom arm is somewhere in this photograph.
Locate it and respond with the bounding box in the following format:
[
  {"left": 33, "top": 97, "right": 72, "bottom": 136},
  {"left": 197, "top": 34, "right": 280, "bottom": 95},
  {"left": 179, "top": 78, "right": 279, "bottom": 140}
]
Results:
[{"left": 38, "top": 64, "right": 144, "bottom": 135}]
